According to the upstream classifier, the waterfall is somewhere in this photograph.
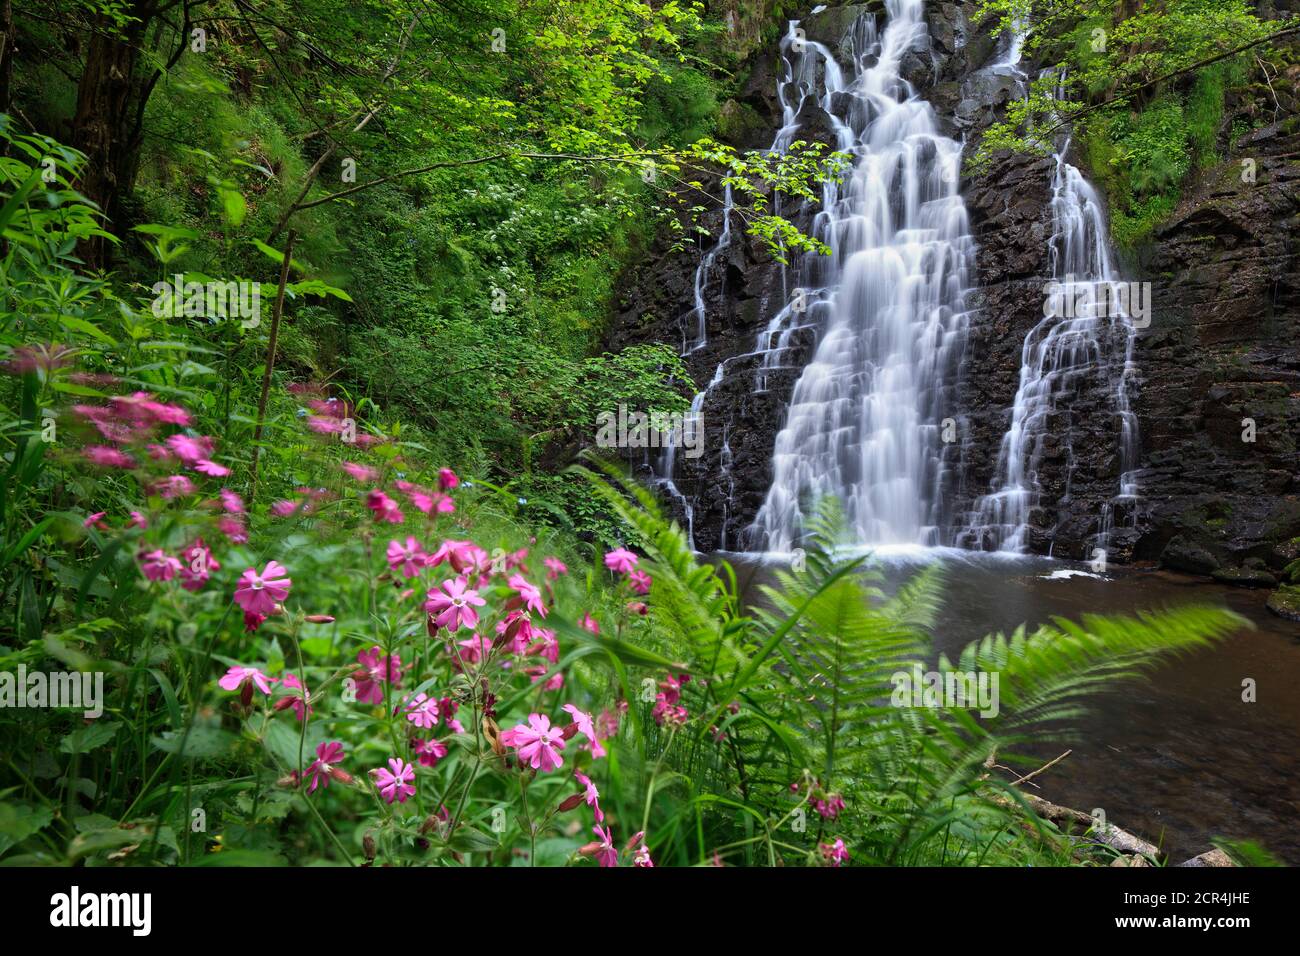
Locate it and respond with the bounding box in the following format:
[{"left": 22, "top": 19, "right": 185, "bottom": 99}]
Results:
[
  {"left": 748, "top": 0, "right": 975, "bottom": 552},
  {"left": 687, "top": 184, "right": 734, "bottom": 353},
  {"left": 650, "top": 12, "right": 856, "bottom": 548},
  {"left": 963, "top": 52, "right": 1141, "bottom": 555}
]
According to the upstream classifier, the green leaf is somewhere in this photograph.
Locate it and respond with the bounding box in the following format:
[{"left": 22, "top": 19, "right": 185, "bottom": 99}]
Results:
[
  {"left": 59, "top": 721, "right": 121, "bottom": 754},
  {"left": 151, "top": 726, "right": 236, "bottom": 759},
  {"left": 447, "top": 826, "right": 499, "bottom": 853},
  {"left": 0, "top": 803, "right": 53, "bottom": 858}
]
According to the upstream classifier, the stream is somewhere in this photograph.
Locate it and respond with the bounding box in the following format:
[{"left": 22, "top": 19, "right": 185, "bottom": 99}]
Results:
[{"left": 718, "top": 550, "right": 1300, "bottom": 863}]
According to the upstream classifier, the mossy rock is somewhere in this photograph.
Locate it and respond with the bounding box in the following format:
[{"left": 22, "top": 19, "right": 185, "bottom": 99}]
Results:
[
  {"left": 1212, "top": 565, "right": 1277, "bottom": 588},
  {"left": 716, "top": 99, "right": 767, "bottom": 147},
  {"left": 1266, "top": 585, "right": 1300, "bottom": 622}
]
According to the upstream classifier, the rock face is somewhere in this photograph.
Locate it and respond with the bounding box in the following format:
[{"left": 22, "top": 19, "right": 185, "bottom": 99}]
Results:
[
  {"left": 1132, "top": 118, "right": 1300, "bottom": 572},
  {"left": 603, "top": 1, "right": 1300, "bottom": 566}
]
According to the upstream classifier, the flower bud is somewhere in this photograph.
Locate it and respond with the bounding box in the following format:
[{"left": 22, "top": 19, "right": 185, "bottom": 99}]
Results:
[
  {"left": 304, "top": 614, "right": 335, "bottom": 624},
  {"left": 556, "top": 792, "right": 586, "bottom": 813}
]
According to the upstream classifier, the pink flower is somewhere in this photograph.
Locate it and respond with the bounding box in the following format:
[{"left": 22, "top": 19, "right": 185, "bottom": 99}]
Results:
[
  {"left": 234, "top": 560, "right": 292, "bottom": 616},
  {"left": 604, "top": 547, "right": 638, "bottom": 574},
  {"left": 562, "top": 703, "right": 606, "bottom": 759},
  {"left": 155, "top": 474, "right": 195, "bottom": 499},
  {"left": 629, "top": 832, "right": 654, "bottom": 867},
  {"left": 498, "top": 610, "right": 536, "bottom": 655},
  {"left": 373, "top": 758, "right": 416, "bottom": 804},
  {"left": 527, "top": 627, "right": 559, "bottom": 664},
  {"left": 271, "top": 499, "right": 299, "bottom": 517},
  {"left": 274, "top": 673, "right": 314, "bottom": 721},
  {"left": 579, "top": 613, "right": 600, "bottom": 635},
  {"left": 386, "top": 537, "right": 428, "bottom": 578},
  {"left": 179, "top": 539, "right": 220, "bottom": 591},
  {"left": 127, "top": 510, "right": 149, "bottom": 530},
  {"left": 596, "top": 708, "right": 620, "bottom": 739},
  {"left": 83, "top": 512, "right": 108, "bottom": 530},
  {"left": 84, "top": 446, "right": 135, "bottom": 469},
  {"left": 819, "top": 838, "right": 849, "bottom": 867},
  {"left": 218, "top": 665, "right": 277, "bottom": 695},
  {"left": 366, "top": 489, "right": 404, "bottom": 524},
  {"left": 814, "top": 792, "right": 846, "bottom": 820},
  {"left": 543, "top": 556, "right": 568, "bottom": 580},
  {"left": 306, "top": 741, "right": 346, "bottom": 793},
  {"left": 453, "top": 633, "right": 492, "bottom": 668},
  {"left": 140, "top": 549, "right": 182, "bottom": 582},
  {"left": 395, "top": 480, "right": 453, "bottom": 515},
  {"left": 429, "top": 538, "right": 469, "bottom": 569},
  {"left": 438, "top": 468, "right": 459, "bottom": 491},
  {"left": 658, "top": 672, "right": 688, "bottom": 705},
  {"left": 499, "top": 713, "right": 566, "bottom": 772},
  {"left": 585, "top": 824, "right": 617, "bottom": 868},
  {"left": 508, "top": 573, "right": 547, "bottom": 617},
  {"left": 574, "top": 770, "right": 603, "bottom": 822},
  {"left": 425, "top": 577, "right": 485, "bottom": 632},
  {"left": 342, "top": 461, "right": 378, "bottom": 482},
  {"left": 110, "top": 391, "right": 190, "bottom": 426},
  {"left": 412, "top": 737, "right": 448, "bottom": 767},
  {"left": 194, "top": 458, "right": 230, "bottom": 477},
  {"left": 165, "top": 433, "right": 208, "bottom": 463},
  {"left": 219, "top": 489, "right": 245, "bottom": 514},
  {"left": 216, "top": 515, "right": 246, "bottom": 542},
  {"left": 354, "top": 646, "right": 401, "bottom": 705},
  {"left": 401, "top": 692, "right": 440, "bottom": 729},
  {"left": 628, "top": 569, "right": 652, "bottom": 595},
  {"left": 652, "top": 695, "right": 688, "bottom": 727},
  {"left": 307, "top": 415, "right": 344, "bottom": 435}
]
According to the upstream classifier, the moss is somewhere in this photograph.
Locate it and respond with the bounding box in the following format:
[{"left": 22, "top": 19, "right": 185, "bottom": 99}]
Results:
[
  {"left": 1266, "top": 585, "right": 1300, "bottom": 622},
  {"left": 716, "top": 99, "right": 766, "bottom": 146}
]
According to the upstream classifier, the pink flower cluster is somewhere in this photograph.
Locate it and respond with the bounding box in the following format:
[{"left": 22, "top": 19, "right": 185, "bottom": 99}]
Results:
[
  {"left": 819, "top": 838, "right": 849, "bottom": 867},
  {"left": 652, "top": 672, "right": 690, "bottom": 727},
  {"left": 565, "top": 770, "right": 653, "bottom": 868},
  {"left": 353, "top": 646, "right": 402, "bottom": 704},
  {"left": 604, "top": 546, "right": 652, "bottom": 596}
]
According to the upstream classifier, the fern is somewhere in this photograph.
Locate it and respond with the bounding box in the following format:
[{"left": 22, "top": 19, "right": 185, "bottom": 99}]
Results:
[{"left": 576, "top": 468, "right": 1248, "bottom": 866}]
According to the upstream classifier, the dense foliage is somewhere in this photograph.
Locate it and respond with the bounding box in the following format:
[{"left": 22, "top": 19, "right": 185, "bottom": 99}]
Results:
[{"left": 973, "top": 0, "right": 1298, "bottom": 244}]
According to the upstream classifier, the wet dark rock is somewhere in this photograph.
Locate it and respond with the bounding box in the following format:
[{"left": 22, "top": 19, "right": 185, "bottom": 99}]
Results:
[{"left": 1160, "top": 536, "right": 1222, "bottom": 575}]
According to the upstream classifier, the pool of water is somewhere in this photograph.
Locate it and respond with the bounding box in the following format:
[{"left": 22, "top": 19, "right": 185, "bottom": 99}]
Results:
[{"left": 715, "top": 550, "right": 1300, "bottom": 863}]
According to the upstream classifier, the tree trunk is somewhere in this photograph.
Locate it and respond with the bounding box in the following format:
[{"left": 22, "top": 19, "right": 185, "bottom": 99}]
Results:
[
  {"left": 70, "top": 4, "right": 152, "bottom": 268},
  {"left": 0, "top": 0, "right": 14, "bottom": 116}
]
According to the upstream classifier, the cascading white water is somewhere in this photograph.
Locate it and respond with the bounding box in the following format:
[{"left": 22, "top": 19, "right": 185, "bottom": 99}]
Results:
[
  {"left": 964, "top": 55, "right": 1141, "bottom": 554},
  {"left": 686, "top": 184, "right": 734, "bottom": 353},
  {"left": 749, "top": 0, "right": 975, "bottom": 551},
  {"left": 650, "top": 14, "right": 854, "bottom": 548}
]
